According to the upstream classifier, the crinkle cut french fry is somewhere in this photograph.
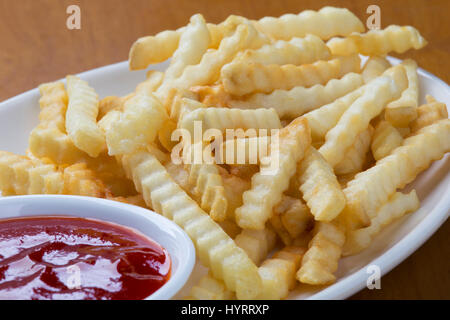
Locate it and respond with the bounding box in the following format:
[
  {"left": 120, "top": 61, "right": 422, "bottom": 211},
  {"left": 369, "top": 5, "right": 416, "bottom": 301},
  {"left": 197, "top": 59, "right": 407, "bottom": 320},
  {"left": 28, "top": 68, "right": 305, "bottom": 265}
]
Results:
[
  {"left": 256, "top": 7, "right": 364, "bottom": 40},
  {"left": 229, "top": 72, "right": 364, "bottom": 119},
  {"left": 216, "top": 136, "right": 271, "bottom": 165},
  {"left": 163, "top": 23, "right": 268, "bottom": 102},
  {"left": 0, "top": 151, "right": 63, "bottom": 196},
  {"left": 410, "top": 95, "right": 448, "bottom": 133},
  {"left": 135, "top": 70, "right": 164, "bottom": 95},
  {"left": 237, "top": 34, "right": 330, "bottom": 66},
  {"left": 271, "top": 195, "right": 312, "bottom": 245},
  {"left": 335, "top": 125, "right": 374, "bottom": 175},
  {"left": 342, "top": 119, "right": 450, "bottom": 229},
  {"left": 179, "top": 107, "right": 281, "bottom": 138},
  {"left": 220, "top": 170, "right": 251, "bottom": 220},
  {"left": 158, "top": 119, "right": 178, "bottom": 152},
  {"left": 257, "top": 246, "right": 306, "bottom": 300},
  {"left": 157, "top": 14, "right": 211, "bottom": 98},
  {"left": 298, "top": 147, "right": 346, "bottom": 221},
  {"left": 120, "top": 150, "right": 262, "bottom": 299},
  {"left": 319, "top": 65, "right": 408, "bottom": 167},
  {"left": 297, "top": 220, "right": 345, "bottom": 285},
  {"left": 235, "top": 117, "right": 311, "bottom": 230},
  {"left": 343, "top": 190, "right": 419, "bottom": 256},
  {"left": 98, "top": 96, "right": 123, "bottom": 120},
  {"left": 129, "top": 28, "right": 184, "bottom": 70},
  {"left": 62, "top": 163, "right": 109, "bottom": 198},
  {"left": 191, "top": 84, "right": 230, "bottom": 108},
  {"left": 37, "top": 82, "right": 68, "bottom": 131},
  {"left": 66, "top": 75, "right": 105, "bottom": 157},
  {"left": 187, "top": 272, "right": 235, "bottom": 300},
  {"left": 221, "top": 55, "right": 360, "bottom": 96},
  {"left": 362, "top": 56, "right": 391, "bottom": 83},
  {"left": 235, "top": 228, "right": 277, "bottom": 265},
  {"left": 106, "top": 93, "right": 168, "bottom": 155},
  {"left": 385, "top": 59, "right": 419, "bottom": 127},
  {"left": 371, "top": 120, "right": 403, "bottom": 161},
  {"left": 185, "top": 159, "right": 228, "bottom": 222},
  {"left": 327, "top": 25, "right": 427, "bottom": 56}
]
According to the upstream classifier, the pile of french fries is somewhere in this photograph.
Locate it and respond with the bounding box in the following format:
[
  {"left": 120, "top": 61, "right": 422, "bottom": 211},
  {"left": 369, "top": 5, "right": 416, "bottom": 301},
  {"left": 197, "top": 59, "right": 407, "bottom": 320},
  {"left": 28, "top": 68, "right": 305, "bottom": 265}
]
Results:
[{"left": 0, "top": 7, "right": 449, "bottom": 300}]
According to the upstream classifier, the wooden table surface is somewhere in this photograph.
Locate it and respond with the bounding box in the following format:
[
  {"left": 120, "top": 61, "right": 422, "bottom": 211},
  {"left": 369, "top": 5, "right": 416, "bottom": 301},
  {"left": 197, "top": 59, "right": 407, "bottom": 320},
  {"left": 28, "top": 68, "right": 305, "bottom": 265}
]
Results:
[{"left": 0, "top": 0, "right": 449, "bottom": 299}]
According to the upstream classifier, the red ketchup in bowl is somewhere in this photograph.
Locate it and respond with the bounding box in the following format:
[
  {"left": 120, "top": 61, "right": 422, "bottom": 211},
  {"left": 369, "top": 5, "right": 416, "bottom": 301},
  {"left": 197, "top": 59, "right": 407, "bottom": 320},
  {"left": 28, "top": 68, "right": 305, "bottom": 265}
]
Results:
[{"left": 0, "top": 216, "right": 171, "bottom": 300}]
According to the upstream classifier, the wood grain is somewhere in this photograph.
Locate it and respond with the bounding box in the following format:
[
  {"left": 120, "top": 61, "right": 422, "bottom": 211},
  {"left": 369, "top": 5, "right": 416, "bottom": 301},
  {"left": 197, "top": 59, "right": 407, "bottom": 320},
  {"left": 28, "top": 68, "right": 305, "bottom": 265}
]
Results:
[{"left": 0, "top": 0, "right": 448, "bottom": 299}]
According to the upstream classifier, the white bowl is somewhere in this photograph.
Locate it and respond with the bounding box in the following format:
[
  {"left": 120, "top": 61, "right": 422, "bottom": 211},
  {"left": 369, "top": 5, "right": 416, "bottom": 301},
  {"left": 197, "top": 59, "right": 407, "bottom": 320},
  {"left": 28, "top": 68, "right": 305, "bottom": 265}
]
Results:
[{"left": 0, "top": 195, "right": 196, "bottom": 300}]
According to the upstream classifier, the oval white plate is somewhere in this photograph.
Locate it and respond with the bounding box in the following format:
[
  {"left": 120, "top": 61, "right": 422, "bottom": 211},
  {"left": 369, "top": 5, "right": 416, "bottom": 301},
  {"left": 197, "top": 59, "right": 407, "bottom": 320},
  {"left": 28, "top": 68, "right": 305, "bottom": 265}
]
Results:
[
  {"left": 0, "top": 195, "right": 196, "bottom": 300},
  {"left": 0, "top": 58, "right": 448, "bottom": 300}
]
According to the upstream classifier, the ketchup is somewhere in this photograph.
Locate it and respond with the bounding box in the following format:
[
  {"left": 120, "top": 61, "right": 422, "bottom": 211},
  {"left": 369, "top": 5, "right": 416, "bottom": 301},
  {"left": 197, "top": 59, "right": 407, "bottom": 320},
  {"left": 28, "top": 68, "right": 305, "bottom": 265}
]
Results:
[{"left": 0, "top": 216, "right": 171, "bottom": 300}]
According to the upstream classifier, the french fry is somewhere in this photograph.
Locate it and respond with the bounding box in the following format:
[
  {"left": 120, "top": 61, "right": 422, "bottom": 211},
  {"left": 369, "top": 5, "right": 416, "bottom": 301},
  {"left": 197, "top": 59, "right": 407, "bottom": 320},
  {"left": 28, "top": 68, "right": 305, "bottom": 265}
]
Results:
[
  {"left": 105, "top": 93, "right": 168, "bottom": 155},
  {"left": 0, "top": 151, "right": 63, "bottom": 195},
  {"left": 66, "top": 75, "right": 105, "bottom": 157},
  {"left": 385, "top": 59, "right": 419, "bottom": 127},
  {"left": 362, "top": 56, "right": 391, "bottom": 83},
  {"left": 158, "top": 119, "right": 178, "bottom": 152},
  {"left": 62, "top": 163, "right": 109, "bottom": 198},
  {"left": 36, "top": 82, "right": 68, "bottom": 131},
  {"left": 236, "top": 34, "right": 330, "bottom": 65},
  {"left": 185, "top": 159, "right": 228, "bottom": 222},
  {"left": 120, "top": 150, "right": 262, "bottom": 299},
  {"left": 256, "top": 7, "right": 364, "bottom": 40},
  {"left": 343, "top": 190, "right": 420, "bottom": 256},
  {"left": 221, "top": 55, "right": 360, "bottom": 96},
  {"left": 257, "top": 246, "right": 306, "bottom": 300},
  {"left": 371, "top": 120, "right": 404, "bottom": 161},
  {"left": 216, "top": 136, "right": 271, "bottom": 165},
  {"left": 235, "top": 227, "right": 277, "bottom": 265},
  {"left": 298, "top": 147, "right": 346, "bottom": 221},
  {"left": 297, "top": 220, "right": 345, "bottom": 285},
  {"left": 98, "top": 96, "right": 123, "bottom": 120},
  {"left": 410, "top": 95, "right": 448, "bottom": 133},
  {"left": 191, "top": 84, "right": 230, "bottom": 108},
  {"left": 220, "top": 170, "right": 251, "bottom": 220},
  {"left": 318, "top": 65, "right": 408, "bottom": 167},
  {"left": 179, "top": 107, "right": 282, "bottom": 138},
  {"left": 342, "top": 119, "right": 450, "bottom": 229},
  {"left": 327, "top": 25, "right": 427, "bottom": 56},
  {"left": 187, "top": 272, "right": 235, "bottom": 300},
  {"left": 157, "top": 14, "right": 211, "bottom": 98},
  {"left": 271, "top": 195, "right": 313, "bottom": 245},
  {"left": 235, "top": 118, "right": 311, "bottom": 230},
  {"left": 135, "top": 70, "right": 164, "bottom": 95},
  {"left": 335, "top": 126, "right": 374, "bottom": 175},
  {"left": 229, "top": 72, "right": 364, "bottom": 118}
]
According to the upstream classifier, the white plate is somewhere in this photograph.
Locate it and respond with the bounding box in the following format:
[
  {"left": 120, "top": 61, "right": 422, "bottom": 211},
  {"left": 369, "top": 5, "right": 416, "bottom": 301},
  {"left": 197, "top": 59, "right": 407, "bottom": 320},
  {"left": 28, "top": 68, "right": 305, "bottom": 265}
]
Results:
[{"left": 0, "top": 57, "right": 449, "bottom": 300}]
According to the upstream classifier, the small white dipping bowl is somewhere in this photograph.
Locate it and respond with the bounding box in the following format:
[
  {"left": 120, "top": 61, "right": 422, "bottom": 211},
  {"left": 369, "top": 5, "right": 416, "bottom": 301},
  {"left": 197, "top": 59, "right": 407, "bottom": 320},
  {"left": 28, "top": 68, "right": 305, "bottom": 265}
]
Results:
[{"left": 0, "top": 195, "right": 196, "bottom": 300}]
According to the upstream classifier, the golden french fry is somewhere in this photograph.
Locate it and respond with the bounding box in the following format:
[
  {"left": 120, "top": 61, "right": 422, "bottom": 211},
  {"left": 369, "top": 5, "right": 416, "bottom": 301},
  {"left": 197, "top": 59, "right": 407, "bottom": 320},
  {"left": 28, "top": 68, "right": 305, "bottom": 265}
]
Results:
[
  {"left": 236, "top": 118, "right": 311, "bottom": 230},
  {"left": 229, "top": 72, "right": 364, "bottom": 118},
  {"left": 0, "top": 151, "right": 63, "bottom": 195},
  {"left": 237, "top": 34, "right": 330, "bottom": 66},
  {"left": 343, "top": 119, "right": 450, "bottom": 229},
  {"left": 221, "top": 55, "right": 360, "bottom": 96},
  {"left": 66, "top": 75, "right": 105, "bottom": 157},
  {"left": 158, "top": 119, "right": 178, "bottom": 152},
  {"left": 105, "top": 93, "right": 168, "bottom": 155},
  {"left": 298, "top": 147, "right": 346, "bottom": 221},
  {"left": 410, "top": 95, "right": 448, "bottom": 133},
  {"left": 190, "top": 84, "right": 230, "bottom": 108},
  {"left": 120, "top": 150, "right": 262, "bottom": 299},
  {"left": 216, "top": 136, "right": 271, "bottom": 165},
  {"left": 187, "top": 272, "right": 235, "bottom": 300},
  {"left": 371, "top": 120, "right": 404, "bottom": 161},
  {"left": 62, "top": 163, "right": 109, "bottom": 198},
  {"left": 256, "top": 7, "right": 364, "bottom": 40},
  {"left": 179, "top": 107, "right": 282, "bottom": 138},
  {"left": 36, "top": 82, "right": 68, "bottom": 131},
  {"left": 135, "top": 70, "right": 164, "bottom": 95},
  {"left": 318, "top": 65, "right": 408, "bottom": 167},
  {"left": 98, "top": 96, "right": 123, "bottom": 120},
  {"left": 327, "top": 25, "right": 427, "bottom": 56},
  {"left": 297, "top": 220, "right": 345, "bottom": 285},
  {"left": 343, "top": 190, "right": 419, "bottom": 256},
  {"left": 220, "top": 170, "right": 251, "bottom": 220},
  {"left": 335, "top": 125, "right": 374, "bottom": 175},
  {"left": 385, "top": 59, "right": 419, "bottom": 127},
  {"left": 235, "top": 228, "right": 277, "bottom": 265},
  {"left": 362, "top": 56, "right": 391, "bottom": 83}
]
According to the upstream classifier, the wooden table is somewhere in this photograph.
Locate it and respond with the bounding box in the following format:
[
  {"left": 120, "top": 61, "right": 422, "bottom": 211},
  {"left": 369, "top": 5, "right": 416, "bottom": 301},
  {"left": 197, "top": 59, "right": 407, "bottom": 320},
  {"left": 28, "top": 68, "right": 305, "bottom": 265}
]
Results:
[{"left": 0, "top": 0, "right": 448, "bottom": 299}]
